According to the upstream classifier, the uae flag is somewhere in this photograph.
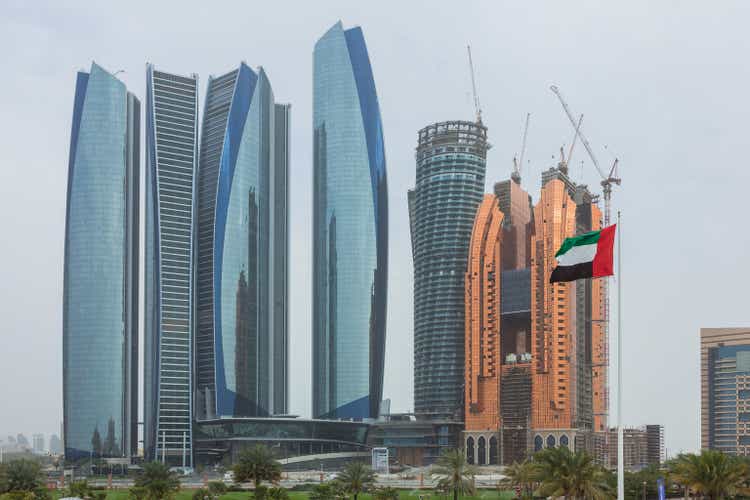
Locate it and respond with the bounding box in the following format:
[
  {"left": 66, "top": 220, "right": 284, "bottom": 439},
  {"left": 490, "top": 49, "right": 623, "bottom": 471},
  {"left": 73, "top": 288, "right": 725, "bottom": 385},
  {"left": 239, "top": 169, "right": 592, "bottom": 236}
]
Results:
[{"left": 550, "top": 224, "right": 616, "bottom": 283}]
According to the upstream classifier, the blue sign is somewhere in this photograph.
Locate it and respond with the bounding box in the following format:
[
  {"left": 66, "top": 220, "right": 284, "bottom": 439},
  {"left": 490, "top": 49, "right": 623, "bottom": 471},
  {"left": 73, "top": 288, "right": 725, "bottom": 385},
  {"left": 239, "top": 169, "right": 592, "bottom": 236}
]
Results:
[{"left": 657, "top": 477, "right": 665, "bottom": 500}]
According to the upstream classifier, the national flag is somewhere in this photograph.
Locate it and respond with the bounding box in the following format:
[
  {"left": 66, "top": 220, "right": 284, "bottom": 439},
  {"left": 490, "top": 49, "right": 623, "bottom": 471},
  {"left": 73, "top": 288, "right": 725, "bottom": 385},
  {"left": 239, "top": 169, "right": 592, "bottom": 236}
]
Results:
[{"left": 549, "top": 224, "right": 616, "bottom": 283}]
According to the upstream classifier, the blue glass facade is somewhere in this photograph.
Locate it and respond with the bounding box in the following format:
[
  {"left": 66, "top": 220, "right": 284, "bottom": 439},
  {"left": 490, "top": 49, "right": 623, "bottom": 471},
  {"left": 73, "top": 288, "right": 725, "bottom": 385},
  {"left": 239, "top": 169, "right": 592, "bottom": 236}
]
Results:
[
  {"left": 312, "top": 22, "right": 388, "bottom": 420},
  {"left": 145, "top": 66, "right": 198, "bottom": 465},
  {"left": 195, "top": 63, "right": 289, "bottom": 420},
  {"left": 63, "top": 62, "right": 139, "bottom": 460}
]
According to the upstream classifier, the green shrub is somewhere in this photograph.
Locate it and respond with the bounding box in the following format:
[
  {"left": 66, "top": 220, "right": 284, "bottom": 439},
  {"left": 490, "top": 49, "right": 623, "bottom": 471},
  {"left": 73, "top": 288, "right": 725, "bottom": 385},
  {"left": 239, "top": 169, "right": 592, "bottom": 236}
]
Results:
[
  {"left": 191, "top": 488, "right": 210, "bottom": 500},
  {"left": 207, "top": 481, "right": 227, "bottom": 495},
  {"left": 253, "top": 484, "right": 269, "bottom": 500},
  {"left": 267, "top": 486, "right": 289, "bottom": 500}
]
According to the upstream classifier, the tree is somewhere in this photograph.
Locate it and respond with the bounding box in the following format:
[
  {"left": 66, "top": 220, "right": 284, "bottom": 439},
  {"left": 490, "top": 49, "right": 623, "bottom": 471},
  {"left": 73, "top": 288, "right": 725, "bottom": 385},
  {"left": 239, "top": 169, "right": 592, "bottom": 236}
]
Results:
[
  {"left": 431, "top": 449, "right": 477, "bottom": 500},
  {"left": 499, "top": 460, "right": 538, "bottom": 499},
  {"left": 533, "top": 446, "right": 613, "bottom": 500},
  {"left": 0, "top": 459, "right": 43, "bottom": 494},
  {"left": 207, "top": 480, "right": 227, "bottom": 497},
  {"left": 669, "top": 449, "right": 749, "bottom": 500},
  {"left": 233, "top": 444, "right": 282, "bottom": 488},
  {"left": 133, "top": 462, "right": 180, "bottom": 500},
  {"left": 337, "top": 461, "right": 375, "bottom": 500}
]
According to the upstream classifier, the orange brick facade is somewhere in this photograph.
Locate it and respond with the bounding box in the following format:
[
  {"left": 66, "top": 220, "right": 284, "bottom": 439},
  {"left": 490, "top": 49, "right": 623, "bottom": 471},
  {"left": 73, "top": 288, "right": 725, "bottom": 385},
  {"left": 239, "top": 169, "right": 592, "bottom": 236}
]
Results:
[
  {"left": 464, "top": 195, "right": 504, "bottom": 431},
  {"left": 530, "top": 179, "right": 578, "bottom": 429}
]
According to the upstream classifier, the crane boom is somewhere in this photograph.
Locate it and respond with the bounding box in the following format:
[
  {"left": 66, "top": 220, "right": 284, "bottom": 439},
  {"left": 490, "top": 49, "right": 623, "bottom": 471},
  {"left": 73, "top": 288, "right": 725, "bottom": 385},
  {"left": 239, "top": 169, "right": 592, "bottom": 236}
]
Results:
[
  {"left": 467, "top": 45, "right": 482, "bottom": 124},
  {"left": 567, "top": 114, "right": 583, "bottom": 167},
  {"left": 512, "top": 113, "right": 530, "bottom": 184},
  {"left": 550, "top": 85, "right": 606, "bottom": 180}
]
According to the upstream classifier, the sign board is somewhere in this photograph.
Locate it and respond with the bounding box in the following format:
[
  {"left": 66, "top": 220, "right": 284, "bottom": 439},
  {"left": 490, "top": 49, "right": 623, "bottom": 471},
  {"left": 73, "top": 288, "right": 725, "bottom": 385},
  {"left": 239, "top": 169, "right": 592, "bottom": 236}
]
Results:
[
  {"left": 657, "top": 477, "right": 665, "bottom": 500},
  {"left": 371, "top": 447, "right": 389, "bottom": 474}
]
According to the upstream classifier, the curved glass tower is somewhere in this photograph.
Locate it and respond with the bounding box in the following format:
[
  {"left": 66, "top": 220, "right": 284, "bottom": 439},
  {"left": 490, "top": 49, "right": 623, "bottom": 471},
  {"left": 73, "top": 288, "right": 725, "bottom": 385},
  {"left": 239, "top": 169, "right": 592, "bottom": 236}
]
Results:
[
  {"left": 63, "top": 62, "right": 139, "bottom": 460},
  {"left": 408, "top": 121, "right": 488, "bottom": 420},
  {"left": 312, "top": 22, "right": 388, "bottom": 420},
  {"left": 195, "top": 63, "right": 289, "bottom": 419}
]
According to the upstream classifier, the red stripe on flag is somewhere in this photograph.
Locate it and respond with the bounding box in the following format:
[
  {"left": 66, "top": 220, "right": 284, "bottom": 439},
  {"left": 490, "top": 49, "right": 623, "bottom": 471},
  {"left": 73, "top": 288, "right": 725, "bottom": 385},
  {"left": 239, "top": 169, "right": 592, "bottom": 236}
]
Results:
[{"left": 592, "top": 224, "right": 616, "bottom": 277}]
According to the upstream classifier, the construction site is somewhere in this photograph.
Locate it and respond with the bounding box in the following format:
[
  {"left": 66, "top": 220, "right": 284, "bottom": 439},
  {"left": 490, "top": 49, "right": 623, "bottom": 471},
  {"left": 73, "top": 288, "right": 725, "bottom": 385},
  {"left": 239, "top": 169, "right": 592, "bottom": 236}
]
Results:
[{"left": 461, "top": 46, "right": 623, "bottom": 466}]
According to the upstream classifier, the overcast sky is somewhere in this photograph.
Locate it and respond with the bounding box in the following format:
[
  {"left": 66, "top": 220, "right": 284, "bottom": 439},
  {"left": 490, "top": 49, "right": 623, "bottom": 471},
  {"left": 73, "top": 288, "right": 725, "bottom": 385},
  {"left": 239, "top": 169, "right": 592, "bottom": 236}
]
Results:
[{"left": 2, "top": 0, "right": 749, "bottom": 456}]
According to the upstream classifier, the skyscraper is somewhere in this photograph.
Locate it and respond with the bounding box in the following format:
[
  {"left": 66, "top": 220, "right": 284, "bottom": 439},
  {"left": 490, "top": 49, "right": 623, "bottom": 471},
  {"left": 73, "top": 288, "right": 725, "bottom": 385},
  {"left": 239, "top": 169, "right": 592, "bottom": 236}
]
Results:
[
  {"left": 63, "top": 62, "right": 139, "bottom": 461},
  {"left": 409, "top": 121, "right": 488, "bottom": 420},
  {"left": 195, "top": 62, "right": 289, "bottom": 420},
  {"left": 530, "top": 166, "right": 604, "bottom": 450},
  {"left": 145, "top": 65, "right": 198, "bottom": 465},
  {"left": 701, "top": 328, "right": 750, "bottom": 455},
  {"left": 312, "top": 21, "right": 388, "bottom": 420}
]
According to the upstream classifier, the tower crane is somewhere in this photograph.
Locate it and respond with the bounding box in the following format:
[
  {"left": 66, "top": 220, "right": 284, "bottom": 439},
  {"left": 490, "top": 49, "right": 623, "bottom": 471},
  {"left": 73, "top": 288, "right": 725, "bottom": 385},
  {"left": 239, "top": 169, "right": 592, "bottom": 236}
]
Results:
[
  {"left": 550, "top": 84, "right": 621, "bottom": 434},
  {"left": 467, "top": 45, "right": 482, "bottom": 124},
  {"left": 558, "top": 114, "right": 584, "bottom": 176},
  {"left": 511, "top": 113, "right": 530, "bottom": 184},
  {"left": 550, "top": 85, "right": 620, "bottom": 227}
]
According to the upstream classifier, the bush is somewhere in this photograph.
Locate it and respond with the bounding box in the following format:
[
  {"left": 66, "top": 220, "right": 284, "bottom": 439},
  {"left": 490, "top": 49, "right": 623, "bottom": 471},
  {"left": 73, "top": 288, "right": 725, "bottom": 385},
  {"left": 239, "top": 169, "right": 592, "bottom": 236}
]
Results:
[
  {"left": 128, "top": 486, "right": 147, "bottom": 500},
  {"left": 207, "top": 481, "right": 227, "bottom": 496},
  {"left": 267, "top": 486, "right": 289, "bottom": 500},
  {"left": 372, "top": 486, "right": 399, "bottom": 500},
  {"left": 253, "top": 484, "right": 269, "bottom": 500},
  {"left": 191, "top": 488, "right": 210, "bottom": 500}
]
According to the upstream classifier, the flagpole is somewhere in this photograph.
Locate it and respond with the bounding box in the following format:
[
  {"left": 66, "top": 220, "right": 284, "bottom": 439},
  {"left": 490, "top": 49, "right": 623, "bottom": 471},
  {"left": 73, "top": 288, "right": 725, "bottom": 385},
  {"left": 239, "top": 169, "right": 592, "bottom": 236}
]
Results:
[{"left": 617, "top": 211, "right": 624, "bottom": 500}]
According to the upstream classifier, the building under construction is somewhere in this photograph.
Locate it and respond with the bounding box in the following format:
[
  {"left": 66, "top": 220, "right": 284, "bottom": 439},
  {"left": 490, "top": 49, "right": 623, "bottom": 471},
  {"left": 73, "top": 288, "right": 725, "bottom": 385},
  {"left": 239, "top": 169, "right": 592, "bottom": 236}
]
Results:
[{"left": 463, "top": 157, "right": 610, "bottom": 464}]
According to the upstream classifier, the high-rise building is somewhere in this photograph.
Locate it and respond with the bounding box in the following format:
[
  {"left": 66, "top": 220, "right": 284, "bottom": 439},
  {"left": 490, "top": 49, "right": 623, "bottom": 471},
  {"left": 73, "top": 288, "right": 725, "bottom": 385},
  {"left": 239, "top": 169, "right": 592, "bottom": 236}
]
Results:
[
  {"left": 646, "top": 424, "right": 665, "bottom": 465},
  {"left": 701, "top": 328, "right": 750, "bottom": 454},
  {"left": 63, "top": 62, "right": 139, "bottom": 461},
  {"left": 312, "top": 21, "right": 388, "bottom": 420},
  {"left": 409, "top": 121, "right": 488, "bottom": 420},
  {"left": 195, "top": 62, "right": 289, "bottom": 420},
  {"left": 530, "top": 166, "right": 604, "bottom": 450},
  {"left": 49, "top": 434, "right": 63, "bottom": 455},
  {"left": 145, "top": 65, "right": 198, "bottom": 465}
]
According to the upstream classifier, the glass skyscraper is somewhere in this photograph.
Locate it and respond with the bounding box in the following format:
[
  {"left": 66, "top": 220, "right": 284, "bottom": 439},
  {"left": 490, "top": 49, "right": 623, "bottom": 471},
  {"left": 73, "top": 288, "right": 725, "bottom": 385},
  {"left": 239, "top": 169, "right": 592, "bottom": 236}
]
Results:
[
  {"left": 408, "top": 121, "right": 488, "bottom": 420},
  {"left": 145, "top": 65, "right": 198, "bottom": 465},
  {"left": 195, "top": 63, "right": 289, "bottom": 420},
  {"left": 63, "top": 62, "right": 139, "bottom": 460},
  {"left": 312, "top": 22, "right": 388, "bottom": 420}
]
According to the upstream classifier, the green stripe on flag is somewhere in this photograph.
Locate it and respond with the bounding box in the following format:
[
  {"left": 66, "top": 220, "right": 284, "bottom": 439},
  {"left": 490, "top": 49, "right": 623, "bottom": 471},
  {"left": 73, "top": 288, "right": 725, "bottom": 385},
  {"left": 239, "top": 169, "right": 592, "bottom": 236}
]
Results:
[{"left": 554, "top": 229, "right": 601, "bottom": 257}]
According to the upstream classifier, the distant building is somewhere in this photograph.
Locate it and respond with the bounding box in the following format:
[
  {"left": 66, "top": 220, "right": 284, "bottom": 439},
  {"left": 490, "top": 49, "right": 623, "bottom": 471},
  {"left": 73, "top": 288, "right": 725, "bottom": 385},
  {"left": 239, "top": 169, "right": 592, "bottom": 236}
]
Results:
[
  {"left": 194, "top": 62, "right": 289, "bottom": 420},
  {"left": 63, "top": 62, "right": 139, "bottom": 461},
  {"left": 32, "top": 434, "right": 44, "bottom": 454},
  {"left": 409, "top": 120, "right": 488, "bottom": 421},
  {"left": 144, "top": 65, "right": 199, "bottom": 465},
  {"left": 312, "top": 21, "right": 388, "bottom": 420},
  {"left": 607, "top": 426, "right": 664, "bottom": 470},
  {"left": 49, "top": 434, "right": 63, "bottom": 455},
  {"left": 701, "top": 328, "right": 750, "bottom": 454}
]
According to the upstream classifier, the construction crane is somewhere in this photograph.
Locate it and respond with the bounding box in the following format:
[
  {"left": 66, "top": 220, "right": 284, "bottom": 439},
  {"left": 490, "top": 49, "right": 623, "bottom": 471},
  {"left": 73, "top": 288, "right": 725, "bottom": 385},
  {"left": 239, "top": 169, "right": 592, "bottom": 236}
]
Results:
[
  {"left": 550, "top": 84, "right": 620, "bottom": 436},
  {"left": 511, "top": 113, "right": 530, "bottom": 184},
  {"left": 557, "top": 114, "right": 584, "bottom": 176},
  {"left": 550, "top": 85, "right": 620, "bottom": 227},
  {"left": 467, "top": 45, "right": 482, "bottom": 124}
]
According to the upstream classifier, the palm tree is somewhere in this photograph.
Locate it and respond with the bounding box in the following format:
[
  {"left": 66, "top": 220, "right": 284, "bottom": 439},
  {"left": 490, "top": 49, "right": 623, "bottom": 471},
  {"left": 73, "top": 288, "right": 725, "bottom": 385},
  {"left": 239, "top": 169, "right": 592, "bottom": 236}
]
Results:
[
  {"left": 431, "top": 449, "right": 477, "bottom": 500},
  {"left": 669, "top": 449, "right": 749, "bottom": 499},
  {"left": 233, "top": 444, "right": 282, "bottom": 488},
  {"left": 134, "top": 462, "right": 181, "bottom": 500},
  {"left": 500, "top": 460, "right": 538, "bottom": 499},
  {"left": 337, "top": 461, "right": 376, "bottom": 500},
  {"left": 533, "top": 446, "right": 613, "bottom": 499}
]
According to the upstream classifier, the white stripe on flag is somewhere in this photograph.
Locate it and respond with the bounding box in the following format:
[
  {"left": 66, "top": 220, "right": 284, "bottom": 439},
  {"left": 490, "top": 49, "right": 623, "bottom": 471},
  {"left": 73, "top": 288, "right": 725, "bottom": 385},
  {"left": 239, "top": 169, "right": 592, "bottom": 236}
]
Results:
[{"left": 556, "top": 242, "right": 597, "bottom": 267}]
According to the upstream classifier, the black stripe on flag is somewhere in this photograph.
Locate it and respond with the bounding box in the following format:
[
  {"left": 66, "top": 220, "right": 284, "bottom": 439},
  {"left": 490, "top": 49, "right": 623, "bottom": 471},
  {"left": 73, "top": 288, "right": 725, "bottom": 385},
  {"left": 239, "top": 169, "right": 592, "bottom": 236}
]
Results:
[{"left": 549, "top": 262, "right": 593, "bottom": 283}]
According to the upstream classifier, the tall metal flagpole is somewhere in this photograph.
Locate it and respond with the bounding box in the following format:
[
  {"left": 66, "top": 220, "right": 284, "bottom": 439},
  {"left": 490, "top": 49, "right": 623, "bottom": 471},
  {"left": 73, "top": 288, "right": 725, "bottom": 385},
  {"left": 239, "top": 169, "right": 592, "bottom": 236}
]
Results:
[{"left": 617, "top": 211, "right": 624, "bottom": 500}]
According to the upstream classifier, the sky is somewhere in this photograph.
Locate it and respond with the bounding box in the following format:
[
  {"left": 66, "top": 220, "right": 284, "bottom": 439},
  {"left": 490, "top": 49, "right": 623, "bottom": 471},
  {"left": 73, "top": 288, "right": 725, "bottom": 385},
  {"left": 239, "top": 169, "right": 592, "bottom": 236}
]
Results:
[{"left": 1, "top": 0, "right": 749, "bottom": 456}]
